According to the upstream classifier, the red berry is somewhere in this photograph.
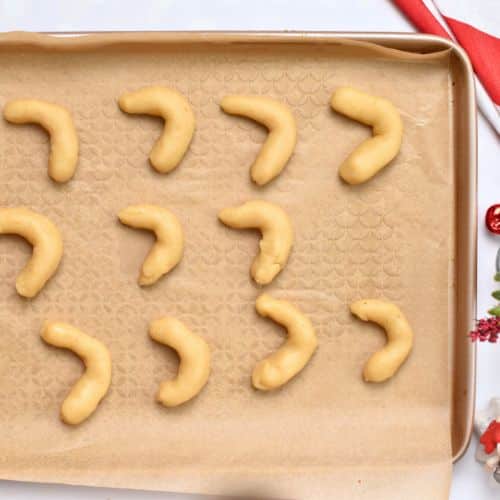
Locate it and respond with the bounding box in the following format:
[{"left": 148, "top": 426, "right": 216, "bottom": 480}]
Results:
[
  {"left": 486, "top": 204, "right": 500, "bottom": 234},
  {"left": 469, "top": 316, "right": 500, "bottom": 343}
]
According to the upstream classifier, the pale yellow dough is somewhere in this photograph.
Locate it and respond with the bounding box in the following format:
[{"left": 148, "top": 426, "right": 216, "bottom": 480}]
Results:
[
  {"left": 0, "top": 207, "right": 63, "bottom": 298},
  {"left": 253, "top": 294, "right": 317, "bottom": 391},
  {"left": 350, "top": 299, "right": 413, "bottom": 383},
  {"left": 118, "top": 86, "right": 195, "bottom": 173},
  {"left": 3, "top": 99, "right": 79, "bottom": 183},
  {"left": 41, "top": 321, "right": 112, "bottom": 425},
  {"left": 218, "top": 200, "right": 293, "bottom": 285},
  {"left": 149, "top": 317, "right": 211, "bottom": 407},
  {"left": 118, "top": 204, "right": 184, "bottom": 286},
  {"left": 220, "top": 95, "right": 296, "bottom": 186},
  {"left": 330, "top": 87, "right": 403, "bottom": 185}
]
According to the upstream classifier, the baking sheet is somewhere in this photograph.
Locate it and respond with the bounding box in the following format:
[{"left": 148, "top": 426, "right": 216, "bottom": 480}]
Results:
[{"left": 0, "top": 32, "right": 472, "bottom": 499}]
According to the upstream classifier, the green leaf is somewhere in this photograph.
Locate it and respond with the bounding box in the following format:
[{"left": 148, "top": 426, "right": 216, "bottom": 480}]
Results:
[
  {"left": 492, "top": 291, "right": 500, "bottom": 300},
  {"left": 488, "top": 306, "right": 500, "bottom": 316},
  {"left": 494, "top": 273, "right": 500, "bottom": 282}
]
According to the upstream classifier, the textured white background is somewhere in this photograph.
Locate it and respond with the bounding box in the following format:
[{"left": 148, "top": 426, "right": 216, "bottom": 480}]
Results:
[{"left": 0, "top": 1, "right": 497, "bottom": 499}]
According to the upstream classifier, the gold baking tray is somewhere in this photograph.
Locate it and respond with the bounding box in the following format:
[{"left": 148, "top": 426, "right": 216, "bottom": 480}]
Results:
[{"left": 0, "top": 32, "right": 476, "bottom": 496}]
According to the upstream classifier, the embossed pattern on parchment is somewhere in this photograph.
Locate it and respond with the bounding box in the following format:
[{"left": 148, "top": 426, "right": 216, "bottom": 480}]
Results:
[{"left": 0, "top": 42, "right": 452, "bottom": 493}]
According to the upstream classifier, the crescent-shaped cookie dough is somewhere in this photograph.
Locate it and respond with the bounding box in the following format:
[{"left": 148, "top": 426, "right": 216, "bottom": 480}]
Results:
[
  {"left": 220, "top": 95, "right": 296, "bottom": 186},
  {"left": 149, "top": 317, "right": 211, "bottom": 407},
  {"left": 41, "top": 321, "right": 112, "bottom": 425},
  {"left": 3, "top": 99, "right": 79, "bottom": 183},
  {"left": 253, "top": 293, "right": 317, "bottom": 391},
  {"left": 330, "top": 87, "right": 403, "bottom": 185},
  {"left": 118, "top": 86, "right": 195, "bottom": 174},
  {"left": 218, "top": 200, "right": 293, "bottom": 285},
  {"left": 118, "top": 204, "right": 184, "bottom": 286},
  {"left": 0, "top": 207, "right": 63, "bottom": 298},
  {"left": 350, "top": 299, "right": 413, "bottom": 383}
]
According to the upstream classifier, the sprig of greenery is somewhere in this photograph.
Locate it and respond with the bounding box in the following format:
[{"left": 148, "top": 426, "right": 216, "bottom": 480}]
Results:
[{"left": 489, "top": 273, "right": 500, "bottom": 316}]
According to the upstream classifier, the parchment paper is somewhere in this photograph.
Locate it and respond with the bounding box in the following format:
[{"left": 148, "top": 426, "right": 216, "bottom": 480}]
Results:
[{"left": 0, "top": 33, "right": 454, "bottom": 499}]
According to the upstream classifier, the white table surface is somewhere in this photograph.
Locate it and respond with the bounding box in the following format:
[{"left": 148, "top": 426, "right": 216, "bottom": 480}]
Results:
[{"left": 0, "top": 1, "right": 498, "bottom": 498}]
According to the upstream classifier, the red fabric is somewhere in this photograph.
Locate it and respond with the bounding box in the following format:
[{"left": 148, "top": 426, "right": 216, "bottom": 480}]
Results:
[
  {"left": 444, "top": 16, "right": 500, "bottom": 104},
  {"left": 393, "top": 0, "right": 450, "bottom": 39},
  {"left": 480, "top": 420, "right": 500, "bottom": 454}
]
